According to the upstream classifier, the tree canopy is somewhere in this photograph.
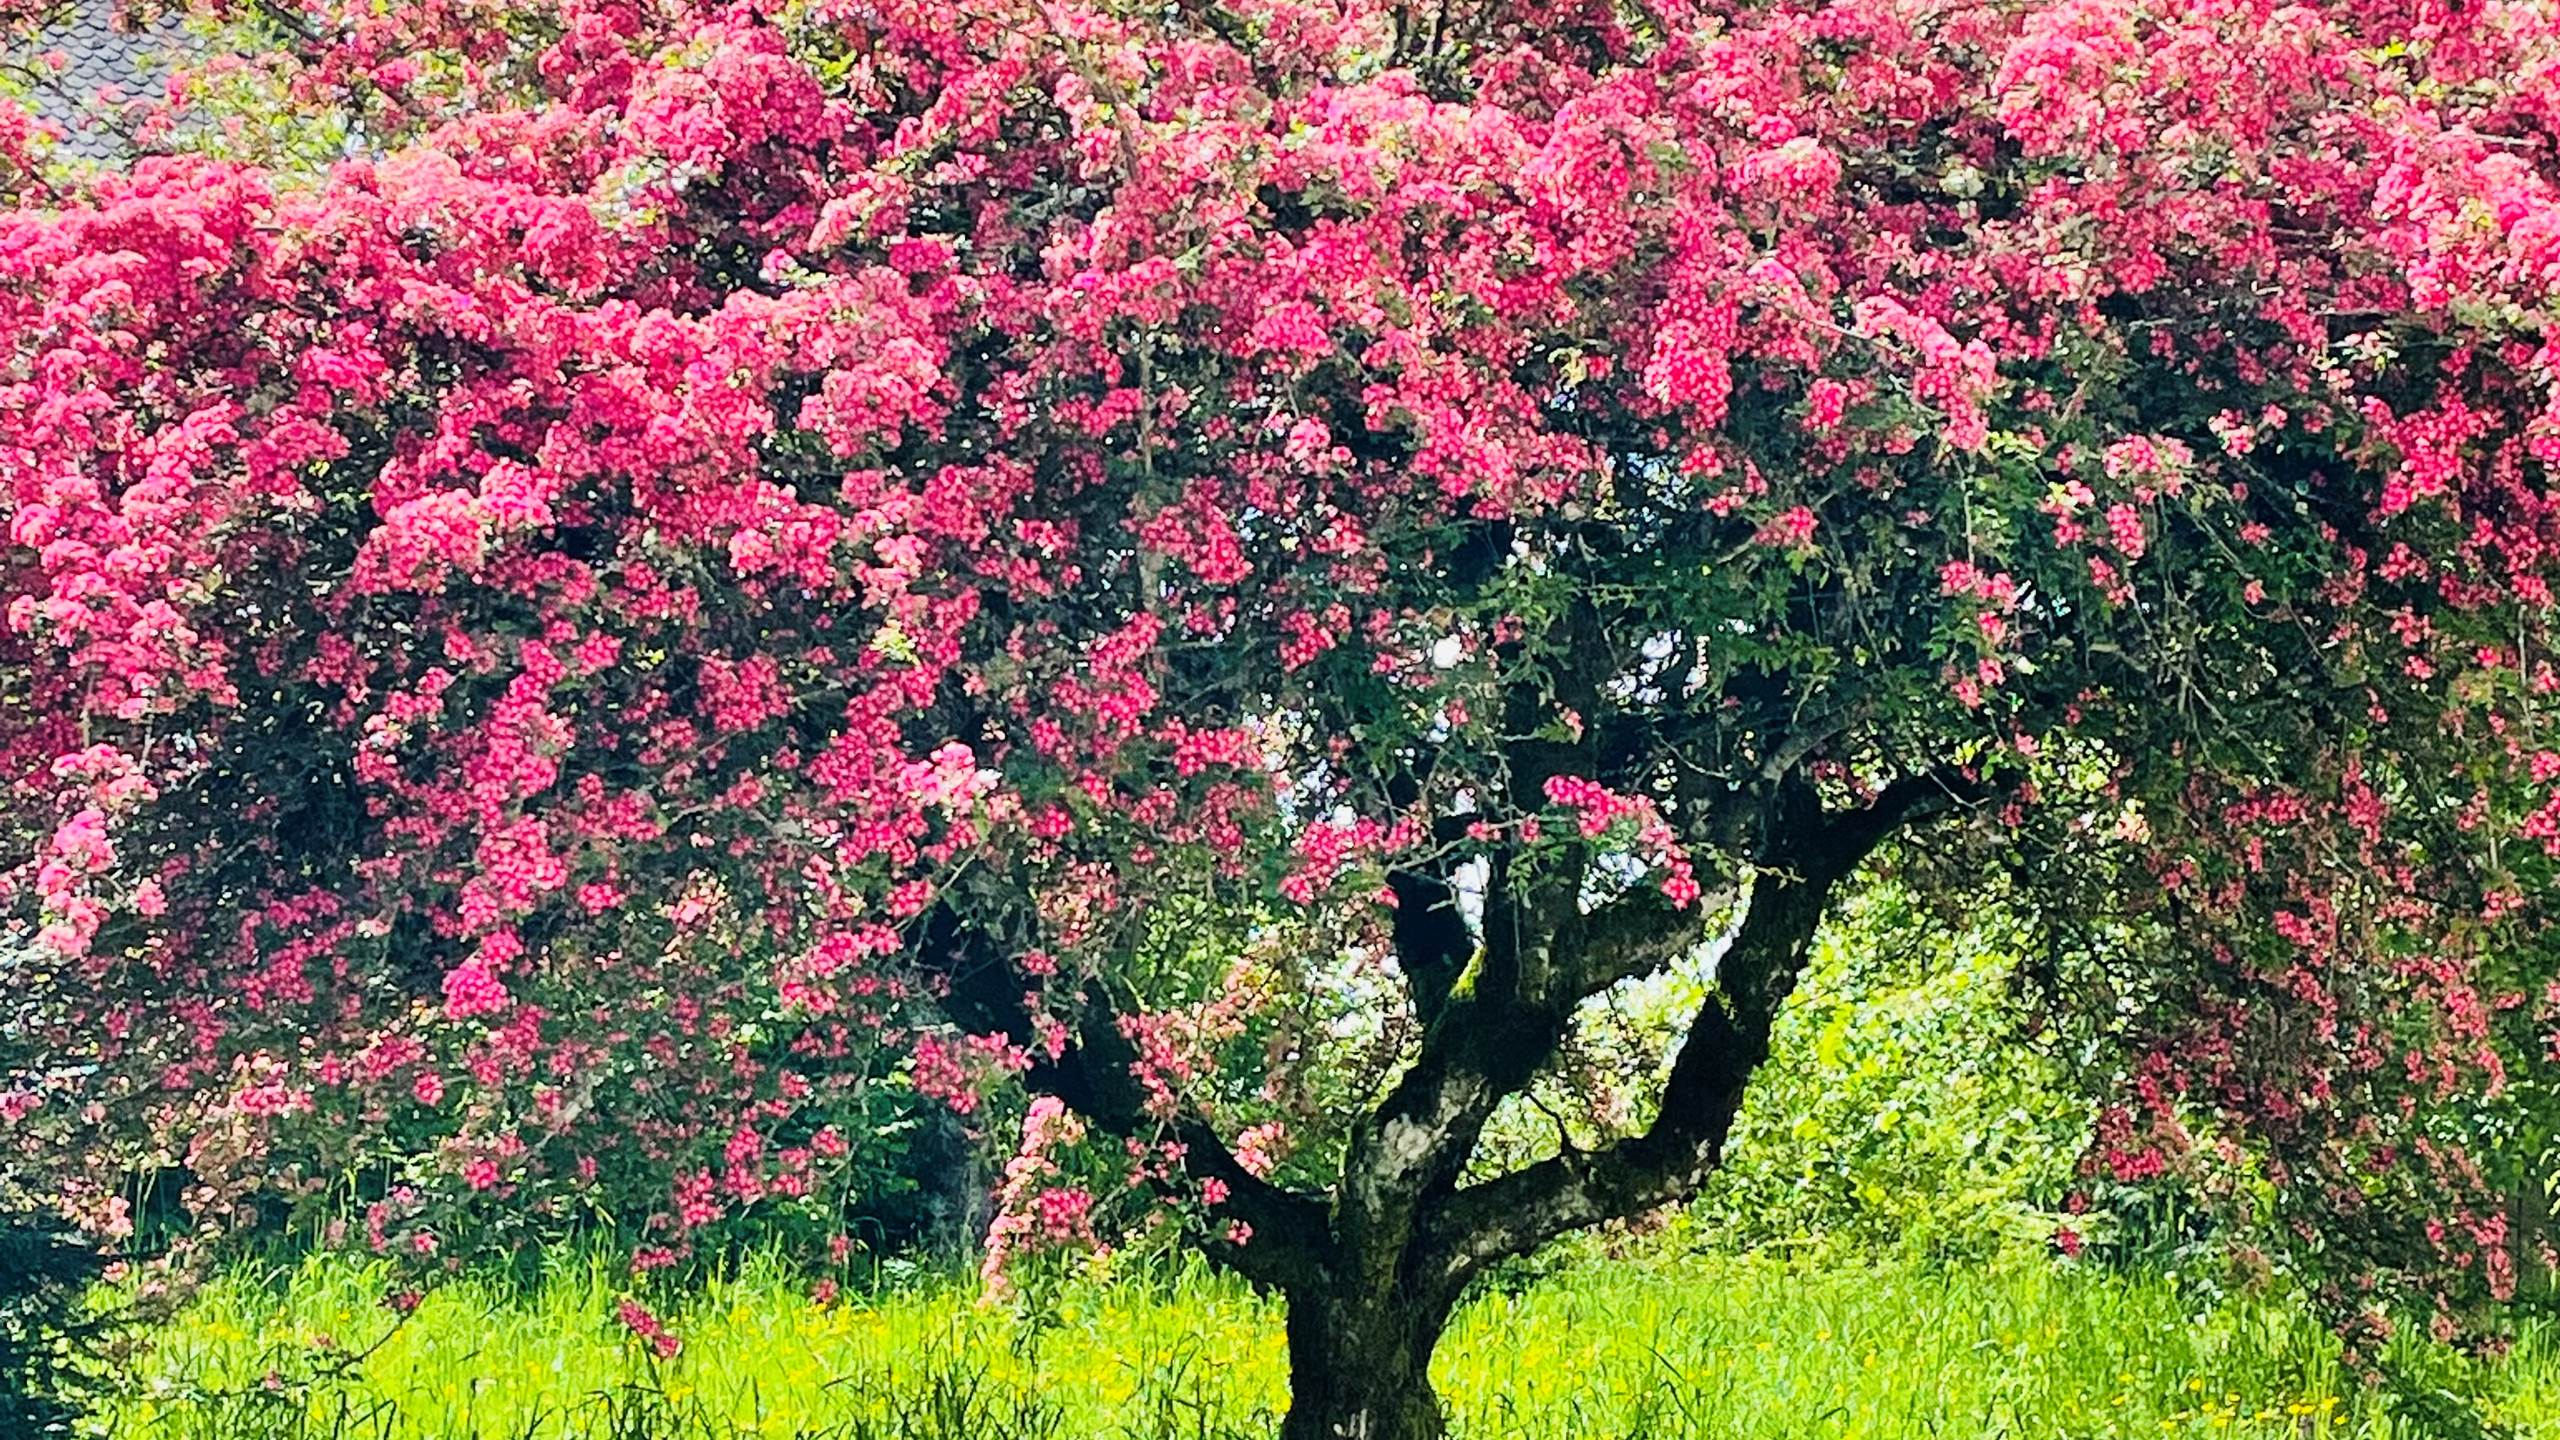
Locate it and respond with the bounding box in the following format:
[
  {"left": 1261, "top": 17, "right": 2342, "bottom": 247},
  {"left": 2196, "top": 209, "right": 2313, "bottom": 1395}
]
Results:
[{"left": 6, "top": 0, "right": 2560, "bottom": 1432}]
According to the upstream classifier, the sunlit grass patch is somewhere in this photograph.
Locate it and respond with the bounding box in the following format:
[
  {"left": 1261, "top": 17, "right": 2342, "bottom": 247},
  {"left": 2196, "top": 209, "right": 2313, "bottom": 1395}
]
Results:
[{"left": 91, "top": 1246, "right": 2559, "bottom": 1439}]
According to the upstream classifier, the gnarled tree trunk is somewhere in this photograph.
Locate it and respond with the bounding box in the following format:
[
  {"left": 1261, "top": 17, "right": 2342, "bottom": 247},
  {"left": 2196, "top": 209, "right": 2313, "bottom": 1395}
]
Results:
[{"left": 1279, "top": 1280, "right": 1455, "bottom": 1440}]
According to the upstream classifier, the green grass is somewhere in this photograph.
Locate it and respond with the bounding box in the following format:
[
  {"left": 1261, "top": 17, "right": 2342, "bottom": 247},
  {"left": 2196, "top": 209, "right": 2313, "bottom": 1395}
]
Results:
[{"left": 89, "top": 1246, "right": 2560, "bottom": 1439}]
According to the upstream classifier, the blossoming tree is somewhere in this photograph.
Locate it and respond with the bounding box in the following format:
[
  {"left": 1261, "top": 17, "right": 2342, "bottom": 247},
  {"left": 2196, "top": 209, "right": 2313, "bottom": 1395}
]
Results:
[{"left": 7, "top": 0, "right": 2560, "bottom": 1432}]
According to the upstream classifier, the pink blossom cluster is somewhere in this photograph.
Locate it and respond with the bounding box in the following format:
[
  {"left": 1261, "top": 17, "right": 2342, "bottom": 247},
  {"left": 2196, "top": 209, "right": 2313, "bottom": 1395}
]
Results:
[
  {"left": 1542, "top": 777, "right": 1703, "bottom": 909},
  {"left": 980, "top": 1097, "right": 1095, "bottom": 1300}
]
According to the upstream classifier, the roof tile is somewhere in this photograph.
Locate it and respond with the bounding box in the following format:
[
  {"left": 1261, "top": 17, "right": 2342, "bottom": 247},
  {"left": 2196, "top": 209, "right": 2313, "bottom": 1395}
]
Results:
[{"left": 6, "top": 0, "right": 186, "bottom": 163}]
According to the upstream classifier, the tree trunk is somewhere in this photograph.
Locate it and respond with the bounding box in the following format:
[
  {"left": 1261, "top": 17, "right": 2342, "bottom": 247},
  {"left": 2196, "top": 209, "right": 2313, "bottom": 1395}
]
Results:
[
  {"left": 2514, "top": 1169, "right": 2553, "bottom": 1297},
  {"left": 913, "top": 1105, "right": 989, "bottom": 1258},
  {"left": 1279, "top": 1284, "right": 1452, "bottom": 1440}
]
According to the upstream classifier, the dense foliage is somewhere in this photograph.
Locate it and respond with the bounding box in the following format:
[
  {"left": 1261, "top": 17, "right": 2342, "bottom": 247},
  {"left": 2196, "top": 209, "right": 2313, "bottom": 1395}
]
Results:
[
  {"left": 0, "top": 1215, "right": 110, "bottom": 1437},
  {"left": 8, "top": 0, "right": 2560, "bottom": 1431},
  {"left": 1688, "top": 885, "right": 2088, "bottom": 1261}
]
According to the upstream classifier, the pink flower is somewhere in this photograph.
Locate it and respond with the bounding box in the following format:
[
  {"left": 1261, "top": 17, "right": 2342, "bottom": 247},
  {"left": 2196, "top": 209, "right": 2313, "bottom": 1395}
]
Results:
[
  {"left": 441, "top": 962, "right": 511, "bottom": 1020},
  {"left": 1803, "top": 379, "right": 1849, "bottom": 433},
  {"left": 617, "top": 1298, "right": 680, "bottom": 1357},
  {"left": 1756, "top": 505, "right": 1820, "bottom": 550},
  {"left": 2102, "top": 503, "right": 2147, "bottom": 560},
  {"left": 1234, "top": 1123, "right": 1287, "bottom": 1178}
]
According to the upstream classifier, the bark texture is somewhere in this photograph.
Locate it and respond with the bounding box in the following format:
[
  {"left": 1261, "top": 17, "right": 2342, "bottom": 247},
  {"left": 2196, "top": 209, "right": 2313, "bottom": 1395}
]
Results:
[{"left": 1279, "top": 1284, "right": 1453, "bottom": 1440}]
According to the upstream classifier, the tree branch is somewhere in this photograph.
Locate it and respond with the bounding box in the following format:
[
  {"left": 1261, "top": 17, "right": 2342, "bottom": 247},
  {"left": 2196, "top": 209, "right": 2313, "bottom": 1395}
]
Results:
[
  {"left": 922, "top": 906, "right": 1333, "bottom": 1289},
  {"left": 1415, "top": 762, "right": 1993, "bottom": 1286},
  {"left": 1561, "top": 880, "right": 1738, "bottom": 1000},
  {"left": 1387, "top": 854, "right": 1477, "bottom": 1028}
]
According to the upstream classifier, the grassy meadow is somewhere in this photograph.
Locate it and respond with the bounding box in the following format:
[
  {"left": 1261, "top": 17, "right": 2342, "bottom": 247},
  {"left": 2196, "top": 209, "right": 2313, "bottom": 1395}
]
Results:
[{"left": 88, "top": 1244, "right": 2560, "bottom": 1440}]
